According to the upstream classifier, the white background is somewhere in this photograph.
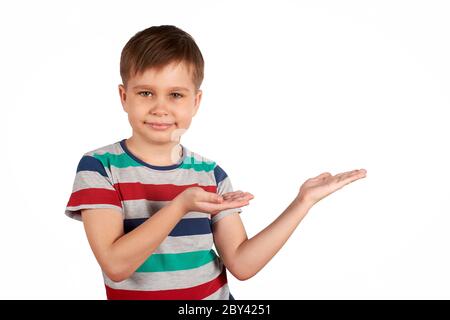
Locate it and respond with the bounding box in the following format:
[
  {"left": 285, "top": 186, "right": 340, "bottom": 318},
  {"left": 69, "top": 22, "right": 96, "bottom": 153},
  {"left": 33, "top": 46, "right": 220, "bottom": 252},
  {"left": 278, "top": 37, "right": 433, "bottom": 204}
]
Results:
[{"left": 1, "top": 0, "right": 449, "bottom": 299}]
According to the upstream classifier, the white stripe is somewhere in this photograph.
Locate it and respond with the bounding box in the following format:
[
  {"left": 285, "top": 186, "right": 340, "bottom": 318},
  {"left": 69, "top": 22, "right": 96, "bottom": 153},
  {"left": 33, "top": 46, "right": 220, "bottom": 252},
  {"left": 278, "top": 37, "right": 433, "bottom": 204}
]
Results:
[
  {"left": 72, "top": 171, "right": 115, "bottom": 193},
  {"left": 153, "top": 233, "right": 213, "bottom": 254},
  {"left": 111, "top": 165, "right": 215, "bottom": 185},
  {"left": 65, "top": 204, "right": 123, "bottom": 221},
  {"left": 123, "top": 199, "right": 210, "bottom": 219}
]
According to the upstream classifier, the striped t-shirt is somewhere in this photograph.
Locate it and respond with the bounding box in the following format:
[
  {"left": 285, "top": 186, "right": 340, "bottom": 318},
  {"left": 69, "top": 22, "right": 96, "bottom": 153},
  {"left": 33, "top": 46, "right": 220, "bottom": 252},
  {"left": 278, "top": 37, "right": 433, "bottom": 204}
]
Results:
[{"left": 65, "top": 139, "right": 242, "bottom": 300}]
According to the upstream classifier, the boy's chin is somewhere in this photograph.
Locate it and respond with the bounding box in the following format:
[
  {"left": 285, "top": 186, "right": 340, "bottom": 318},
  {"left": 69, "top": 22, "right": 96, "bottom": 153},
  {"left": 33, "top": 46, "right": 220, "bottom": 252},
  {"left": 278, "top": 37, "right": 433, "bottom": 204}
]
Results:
[{"left": 144, "top": 136, "right": 181, "bottom": 146}]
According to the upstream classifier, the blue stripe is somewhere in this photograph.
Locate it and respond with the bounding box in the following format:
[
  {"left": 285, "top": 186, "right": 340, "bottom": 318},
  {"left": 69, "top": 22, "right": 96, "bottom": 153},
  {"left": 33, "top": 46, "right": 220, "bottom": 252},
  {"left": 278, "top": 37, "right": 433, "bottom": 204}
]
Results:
[
  {"left": 124, "top": 217, "right": 212, "bottom": 236},
  {"left": 76, "top": 155, "right": 108, "bottom": 177},
  {"left": 214, "top": 165, "right": 228, "bottom": 185}
]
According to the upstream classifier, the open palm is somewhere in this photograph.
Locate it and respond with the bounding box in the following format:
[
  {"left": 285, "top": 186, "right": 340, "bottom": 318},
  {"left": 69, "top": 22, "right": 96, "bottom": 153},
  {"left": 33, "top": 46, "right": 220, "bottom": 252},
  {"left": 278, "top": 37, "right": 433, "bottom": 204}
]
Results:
[
  {"left": 196, "top": 191, "right": 254, "bottom": 215},
  {"left": 298, "top": 169, "right": 367, "bottom": 207}
]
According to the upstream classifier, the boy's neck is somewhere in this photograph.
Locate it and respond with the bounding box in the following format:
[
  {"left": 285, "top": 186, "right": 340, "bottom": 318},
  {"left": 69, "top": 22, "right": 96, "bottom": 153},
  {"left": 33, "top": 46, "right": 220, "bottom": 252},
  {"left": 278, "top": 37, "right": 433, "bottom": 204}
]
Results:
[{"left": 125, "top": 136, "right": 183, "bottom": 167}]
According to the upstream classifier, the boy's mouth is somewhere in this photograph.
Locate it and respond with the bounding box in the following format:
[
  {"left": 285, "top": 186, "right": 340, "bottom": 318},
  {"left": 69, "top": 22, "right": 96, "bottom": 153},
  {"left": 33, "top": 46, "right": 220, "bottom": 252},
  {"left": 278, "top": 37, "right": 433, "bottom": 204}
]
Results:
[{"left": 145, "top": 122, "right": 174, "bottom": 130}]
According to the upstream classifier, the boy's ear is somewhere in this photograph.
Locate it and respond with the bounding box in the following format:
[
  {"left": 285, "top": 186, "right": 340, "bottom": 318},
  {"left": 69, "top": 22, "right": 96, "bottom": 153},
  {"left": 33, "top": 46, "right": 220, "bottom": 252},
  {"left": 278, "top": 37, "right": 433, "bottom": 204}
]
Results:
[
  {"left": 192, "top": 89, "right": 202, "bottom": 117},
  {"left": 118, "top": 84, "right": 128, "bottom": 112}
]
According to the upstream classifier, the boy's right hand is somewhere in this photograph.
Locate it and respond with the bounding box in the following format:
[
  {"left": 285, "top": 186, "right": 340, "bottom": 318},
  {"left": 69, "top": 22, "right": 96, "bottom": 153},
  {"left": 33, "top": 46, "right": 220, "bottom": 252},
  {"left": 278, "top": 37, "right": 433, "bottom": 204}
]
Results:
[{"left": 174, "top": 187, "right": 254, "bottom": 215}]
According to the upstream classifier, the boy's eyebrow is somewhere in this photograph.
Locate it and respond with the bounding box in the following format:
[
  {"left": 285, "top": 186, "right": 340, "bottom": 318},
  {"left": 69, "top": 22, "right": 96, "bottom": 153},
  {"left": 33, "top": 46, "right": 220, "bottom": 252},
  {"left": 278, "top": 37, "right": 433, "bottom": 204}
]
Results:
[{"left": 132, "top": 85, "right": 190, "bottom": 91}]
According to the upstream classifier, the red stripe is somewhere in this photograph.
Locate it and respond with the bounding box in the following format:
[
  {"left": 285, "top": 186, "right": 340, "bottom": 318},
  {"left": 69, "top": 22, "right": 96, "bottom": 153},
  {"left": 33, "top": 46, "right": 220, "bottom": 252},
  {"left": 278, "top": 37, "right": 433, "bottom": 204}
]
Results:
[
  {"left": 105, "top": 268, "right": 227, "bottom": 300},
  {"left": 67, "top": 188, "right": 123, "bottom": 208},
  {"left": 113, "top": 183, "right": 217, "bottom": 201}
]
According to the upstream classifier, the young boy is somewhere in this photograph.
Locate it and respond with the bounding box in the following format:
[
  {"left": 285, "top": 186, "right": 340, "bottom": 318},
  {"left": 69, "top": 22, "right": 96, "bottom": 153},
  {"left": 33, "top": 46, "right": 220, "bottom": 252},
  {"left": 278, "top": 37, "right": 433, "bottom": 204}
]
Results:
[{"left": 65, "top": 25, "right": 367, "bottom": 300}]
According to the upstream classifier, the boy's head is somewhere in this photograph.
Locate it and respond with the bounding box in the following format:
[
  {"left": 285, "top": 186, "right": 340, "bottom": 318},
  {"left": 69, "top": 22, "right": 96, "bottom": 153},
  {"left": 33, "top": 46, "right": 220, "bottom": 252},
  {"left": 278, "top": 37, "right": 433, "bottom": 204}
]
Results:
[{"left": 118, "top": 25, "right": 204, "bottom": 146}]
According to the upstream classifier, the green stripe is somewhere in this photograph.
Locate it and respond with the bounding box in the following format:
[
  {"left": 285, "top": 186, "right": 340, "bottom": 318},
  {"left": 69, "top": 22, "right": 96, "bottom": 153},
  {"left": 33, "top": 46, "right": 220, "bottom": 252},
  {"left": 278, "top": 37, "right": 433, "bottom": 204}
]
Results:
[
  {"left": 93, "top": 152, "right": 138, "bottom": 168},
  {"left": 93, "top": 152, "right": 216, "bottom": 172},
  {"left": 136, "top": 249, "right": 217, "bottom": 272},
  {"left": 180, "top": 160, "right": 216, "bottom": 172}
]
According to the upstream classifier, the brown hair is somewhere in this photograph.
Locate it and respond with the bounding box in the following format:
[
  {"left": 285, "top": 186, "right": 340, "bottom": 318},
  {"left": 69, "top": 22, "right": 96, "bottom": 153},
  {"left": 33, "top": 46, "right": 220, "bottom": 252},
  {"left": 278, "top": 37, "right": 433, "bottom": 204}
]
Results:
[{"left": 120, "top": 25, "right": 204, "bottom": 91}]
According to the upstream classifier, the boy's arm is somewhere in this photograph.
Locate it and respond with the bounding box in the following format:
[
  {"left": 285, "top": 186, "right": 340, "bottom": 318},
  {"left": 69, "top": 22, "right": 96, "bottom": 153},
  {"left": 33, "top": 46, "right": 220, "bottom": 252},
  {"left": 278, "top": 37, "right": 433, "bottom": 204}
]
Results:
[
  {"left": 82, "top": 187, "right": 250, "bottom": 283},
  {"left": 213, "top": 199, "right": 311, "bottom": 281},
  {"left": 213, "top": 168, "right": 367, "bottom": 281},
  {"left": 81, "top": 198, "right": 186, "bottom": 282}
]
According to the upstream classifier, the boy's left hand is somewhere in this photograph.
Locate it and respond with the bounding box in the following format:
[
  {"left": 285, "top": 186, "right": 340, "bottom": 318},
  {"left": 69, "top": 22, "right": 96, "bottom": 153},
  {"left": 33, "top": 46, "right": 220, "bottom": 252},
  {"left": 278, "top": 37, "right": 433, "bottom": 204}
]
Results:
[
  {"left": 296, "top": 169, "right": 367, "bottom": 208},
  {"left": 221, "top": 190, "right": 254, "bottom": 203}
]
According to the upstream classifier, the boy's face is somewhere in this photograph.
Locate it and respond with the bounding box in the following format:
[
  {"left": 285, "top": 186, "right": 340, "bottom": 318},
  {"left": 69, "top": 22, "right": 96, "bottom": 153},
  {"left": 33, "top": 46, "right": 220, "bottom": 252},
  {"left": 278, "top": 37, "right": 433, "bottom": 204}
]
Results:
[{"left": 119, "top": 61, "right": 202, "bottom": 146}]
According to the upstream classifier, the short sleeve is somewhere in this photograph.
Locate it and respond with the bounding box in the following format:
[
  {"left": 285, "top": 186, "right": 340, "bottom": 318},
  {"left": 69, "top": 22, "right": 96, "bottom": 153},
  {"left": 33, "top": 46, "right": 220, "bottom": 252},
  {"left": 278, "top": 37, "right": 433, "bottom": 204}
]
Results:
[
  {"left": 65, "top": 154, "right": 124, "bottom": 221},
  {"left": 211, "top": 164, "right": 243, "bottom": 224}
]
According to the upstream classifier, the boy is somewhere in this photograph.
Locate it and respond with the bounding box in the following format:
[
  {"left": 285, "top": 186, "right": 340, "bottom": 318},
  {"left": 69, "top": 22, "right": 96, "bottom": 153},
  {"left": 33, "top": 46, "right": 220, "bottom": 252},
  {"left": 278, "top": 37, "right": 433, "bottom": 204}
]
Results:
[{"left": 65, "top": 25, "right": 367, "bottom": 300}]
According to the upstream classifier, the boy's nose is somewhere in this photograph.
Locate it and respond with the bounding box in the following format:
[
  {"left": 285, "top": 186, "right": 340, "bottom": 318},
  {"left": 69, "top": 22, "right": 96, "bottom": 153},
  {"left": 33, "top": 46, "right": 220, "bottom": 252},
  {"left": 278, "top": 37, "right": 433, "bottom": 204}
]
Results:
[
  {"left": 151, "top": 109, "right": 169, "bottom": 116},
  {"left": 150, "top": 103, "right": 170, "bottom": 116}
]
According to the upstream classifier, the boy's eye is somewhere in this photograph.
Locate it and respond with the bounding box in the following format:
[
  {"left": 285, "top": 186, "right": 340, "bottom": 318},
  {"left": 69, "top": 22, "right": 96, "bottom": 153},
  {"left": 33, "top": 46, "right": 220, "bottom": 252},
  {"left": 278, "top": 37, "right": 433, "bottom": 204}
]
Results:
[
  {"left": 171, "top": 93, "right": 183, "bottom": 99},
  {"left": 137, "top": 91, "right": 183, "bottom": 98},
  {"left": 138, "top": 91, "right": 152, "bottom": 97}
]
